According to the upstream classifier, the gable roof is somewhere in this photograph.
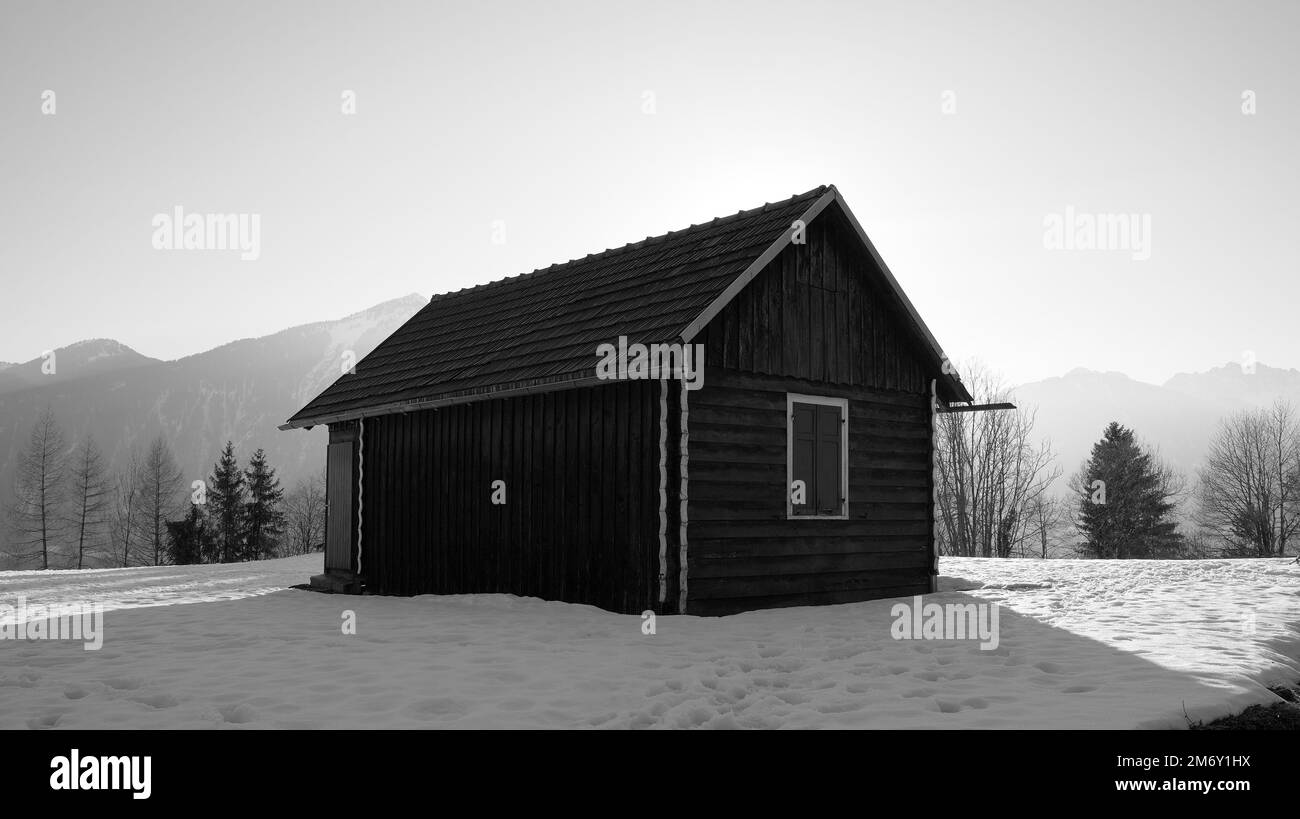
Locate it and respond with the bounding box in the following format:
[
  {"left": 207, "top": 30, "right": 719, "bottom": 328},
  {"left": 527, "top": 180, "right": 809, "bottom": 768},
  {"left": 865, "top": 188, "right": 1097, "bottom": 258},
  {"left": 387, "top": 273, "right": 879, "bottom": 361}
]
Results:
[{"left": 284, "top": 185, "right": 970, "bottom": 429}]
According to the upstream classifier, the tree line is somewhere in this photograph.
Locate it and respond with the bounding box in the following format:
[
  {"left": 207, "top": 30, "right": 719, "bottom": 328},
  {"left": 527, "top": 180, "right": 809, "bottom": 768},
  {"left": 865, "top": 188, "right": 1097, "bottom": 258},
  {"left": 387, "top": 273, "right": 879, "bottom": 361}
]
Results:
[
  {"left": 936, "top": 363, "right": 1300, "bottom": 560},
  {"left": 2, "top": 406, "right": 327, "bottom": 570}
]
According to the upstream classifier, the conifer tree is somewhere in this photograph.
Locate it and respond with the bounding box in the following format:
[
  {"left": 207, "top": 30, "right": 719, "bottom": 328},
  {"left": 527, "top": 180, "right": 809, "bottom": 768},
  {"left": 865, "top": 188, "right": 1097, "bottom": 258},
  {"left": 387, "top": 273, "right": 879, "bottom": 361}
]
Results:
[
  {"left": 166, "top": 503, "right": 213, "bottom": 565},
  {"left": 1076, "top": 422, "right": 1183, "bottom": 558},
  {"left": 243, "top": 449, "right": 285, "bottom": 560},
  {"left": 207, "top": 441, "right": 245, "bottom": 563}
]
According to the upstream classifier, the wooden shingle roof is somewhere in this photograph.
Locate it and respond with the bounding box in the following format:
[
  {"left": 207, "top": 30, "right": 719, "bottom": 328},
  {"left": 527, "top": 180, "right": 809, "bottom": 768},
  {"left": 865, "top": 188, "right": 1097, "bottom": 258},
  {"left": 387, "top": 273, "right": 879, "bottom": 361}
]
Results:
[{"left": 285, "top": 185, "right": 969, "bottom": 428}]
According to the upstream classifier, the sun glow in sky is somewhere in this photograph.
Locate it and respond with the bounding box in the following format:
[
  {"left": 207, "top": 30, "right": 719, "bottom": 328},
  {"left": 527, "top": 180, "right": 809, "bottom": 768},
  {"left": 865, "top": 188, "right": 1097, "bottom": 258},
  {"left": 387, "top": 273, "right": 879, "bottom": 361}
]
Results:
[{"left": 2, "top": 0, "right": 1296, "bottom": 386}]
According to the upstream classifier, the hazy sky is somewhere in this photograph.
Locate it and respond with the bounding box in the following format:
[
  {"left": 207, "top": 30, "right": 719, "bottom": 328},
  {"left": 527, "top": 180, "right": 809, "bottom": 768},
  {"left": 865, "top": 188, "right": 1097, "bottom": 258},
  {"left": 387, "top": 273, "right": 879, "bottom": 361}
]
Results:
[{"left": 1, "top": 0, "right": 1296, "bottom": 386}]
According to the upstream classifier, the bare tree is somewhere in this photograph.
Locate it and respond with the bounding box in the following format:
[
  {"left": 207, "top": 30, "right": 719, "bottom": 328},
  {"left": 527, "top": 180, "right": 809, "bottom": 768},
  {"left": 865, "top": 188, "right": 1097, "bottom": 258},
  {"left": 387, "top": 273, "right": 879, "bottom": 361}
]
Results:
[
  {"left": 134, "top": 435, "right": 185, "bottom": 566},
  {"left": 1196, "top": 400, "right": 1300, "bottom": 557},
  {"left": 283, "top": 470, "right": 327, "bottom": 556},
  {"left": 110, "top": 447, "right": 142, "bottom": 567},
  {"left": 1024, "top": 494, "right": 1069, "bottom": 558},
  {"left": 67, "top": 434, "right": 110, "bottom": 569},
  {"left": 5, "top": 406, "right": 69, "bottom": 569},
  {"left": 935, "top": 363, "right": 1061, "bottom": 557}
]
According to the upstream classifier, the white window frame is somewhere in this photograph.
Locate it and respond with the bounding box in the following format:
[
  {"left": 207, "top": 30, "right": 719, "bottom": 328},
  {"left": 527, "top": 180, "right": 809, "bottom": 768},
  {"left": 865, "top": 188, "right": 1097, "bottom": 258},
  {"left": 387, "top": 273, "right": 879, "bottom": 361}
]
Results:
[{"left": 786, "top": 393, "right": 849, "bottom": 520}]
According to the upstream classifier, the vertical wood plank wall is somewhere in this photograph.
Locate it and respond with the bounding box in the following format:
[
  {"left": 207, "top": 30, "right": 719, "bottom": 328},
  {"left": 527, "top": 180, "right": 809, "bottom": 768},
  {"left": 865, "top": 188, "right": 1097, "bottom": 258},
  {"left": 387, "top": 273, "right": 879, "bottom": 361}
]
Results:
[
  {"left": 325, "top": 441, "right": 354, "bottom": 571},
  {"left": 337, "top": 379, "right": 666, "bottom": 614}
]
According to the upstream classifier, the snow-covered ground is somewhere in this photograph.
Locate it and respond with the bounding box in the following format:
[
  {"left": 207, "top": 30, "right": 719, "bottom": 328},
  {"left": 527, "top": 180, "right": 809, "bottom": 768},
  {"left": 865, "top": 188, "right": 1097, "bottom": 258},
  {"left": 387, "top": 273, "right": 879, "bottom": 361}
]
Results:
[{"left": 1, "top": 555, "right": 1297, "bottom": 729}]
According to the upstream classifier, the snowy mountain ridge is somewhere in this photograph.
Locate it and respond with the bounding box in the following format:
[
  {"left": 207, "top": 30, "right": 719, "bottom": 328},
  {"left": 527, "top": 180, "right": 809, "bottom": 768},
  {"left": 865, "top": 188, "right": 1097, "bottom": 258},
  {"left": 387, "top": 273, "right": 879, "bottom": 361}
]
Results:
[{"left": 0, "top": 294, "right": 426, "bottom": 507}]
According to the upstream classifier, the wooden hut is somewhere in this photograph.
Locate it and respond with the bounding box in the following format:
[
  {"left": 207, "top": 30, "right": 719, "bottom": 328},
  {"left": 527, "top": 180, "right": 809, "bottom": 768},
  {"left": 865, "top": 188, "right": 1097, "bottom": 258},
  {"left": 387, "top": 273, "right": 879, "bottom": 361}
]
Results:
[{"left": 282, "top": 185, "right": 973, "bottom": 615}]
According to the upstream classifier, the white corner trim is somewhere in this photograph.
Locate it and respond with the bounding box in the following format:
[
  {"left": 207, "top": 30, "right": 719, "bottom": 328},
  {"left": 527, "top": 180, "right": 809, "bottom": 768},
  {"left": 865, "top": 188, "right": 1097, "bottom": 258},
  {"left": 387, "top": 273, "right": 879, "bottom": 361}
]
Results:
[
  {"left": 678, "top": 384, "right": 689, "bottom": 614},
  {"left": 929, "top": 378, "right": 939, "bottom": 592},
  {"left": 356, "top": 417, "right": 365, "bottom": 579},
  {"left": 657, "top": 378, "right": 669, "bottom": 606}
]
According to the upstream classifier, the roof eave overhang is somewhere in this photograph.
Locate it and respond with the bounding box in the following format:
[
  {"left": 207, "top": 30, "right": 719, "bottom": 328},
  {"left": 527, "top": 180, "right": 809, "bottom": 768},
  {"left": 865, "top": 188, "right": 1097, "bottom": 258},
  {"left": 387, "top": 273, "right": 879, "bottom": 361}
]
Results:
[
  {"left": 281, "top": 374, "right": 605, "bottom": 430},
  {"left": 681, "top": 186, "right": 973, "bottom": 404},
  {"left": 679, "top": 188, "right": 838, "bottom": 342},
  {"left": 281, "top": 185, "right": 975, "bottom": 430}
]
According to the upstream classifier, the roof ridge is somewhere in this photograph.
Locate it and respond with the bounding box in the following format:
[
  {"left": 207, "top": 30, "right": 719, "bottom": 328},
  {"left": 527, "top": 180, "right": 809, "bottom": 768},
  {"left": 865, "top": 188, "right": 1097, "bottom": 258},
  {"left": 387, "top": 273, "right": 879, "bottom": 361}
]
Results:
[{"left": 429, "top": 185, "right": 829, "bottom": 303}]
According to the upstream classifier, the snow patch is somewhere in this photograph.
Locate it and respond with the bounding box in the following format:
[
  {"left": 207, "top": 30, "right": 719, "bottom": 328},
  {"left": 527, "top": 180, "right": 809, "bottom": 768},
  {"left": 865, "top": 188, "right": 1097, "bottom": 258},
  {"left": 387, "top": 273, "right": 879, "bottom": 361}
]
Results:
[{"left": 0, "top": 555, "right": 1296, "bottom": 729}]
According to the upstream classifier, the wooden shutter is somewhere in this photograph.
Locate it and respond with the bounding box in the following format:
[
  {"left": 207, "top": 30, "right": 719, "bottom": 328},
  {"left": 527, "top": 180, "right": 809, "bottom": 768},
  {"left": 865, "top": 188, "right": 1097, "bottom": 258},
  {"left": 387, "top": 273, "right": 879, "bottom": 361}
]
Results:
[
  {"left": 791, "top": 403, "right": 816, "bottom": 515},
  {"left": 815, "top": 404, "right": 843, "bottom": 515},
  {"left": 790, "top": 398, "right": 846, "bottom": 517},
  {"left": 326, "top": 441, "right": 353, "bottom": 571}
]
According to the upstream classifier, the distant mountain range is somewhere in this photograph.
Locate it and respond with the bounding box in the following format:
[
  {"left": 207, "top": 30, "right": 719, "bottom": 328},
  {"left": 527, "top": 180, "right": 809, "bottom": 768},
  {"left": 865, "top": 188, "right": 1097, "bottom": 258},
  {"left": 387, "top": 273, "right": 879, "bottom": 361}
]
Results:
[
  {"left": 0, "top": 294, "right": 427, "bottom": 512},
  {"left": 0, "top": 338, "right": 160, "bottom": 394},
  {"left": 1, "top": 294, "right": 1294, "bottom": 535},
  {"left": 1013, "top": 363, "right": 1300, "bottom": 493}
]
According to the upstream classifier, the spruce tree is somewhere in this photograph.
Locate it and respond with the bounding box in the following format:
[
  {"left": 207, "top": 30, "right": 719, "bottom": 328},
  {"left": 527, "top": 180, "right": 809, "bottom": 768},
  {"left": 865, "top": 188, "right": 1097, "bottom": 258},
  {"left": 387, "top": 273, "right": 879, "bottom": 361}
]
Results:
[
  {"left": 207, "top": 441, "right": 245, "bottom": 563},
  {"left": 243, "top": 449, "right": 285, "bottom": 560},
  {"left": 1077, "top": 422, "right": 1183, "bottom": 558},
  {"left": 166, "top": 503, "right": 213, "bottom": 565}
]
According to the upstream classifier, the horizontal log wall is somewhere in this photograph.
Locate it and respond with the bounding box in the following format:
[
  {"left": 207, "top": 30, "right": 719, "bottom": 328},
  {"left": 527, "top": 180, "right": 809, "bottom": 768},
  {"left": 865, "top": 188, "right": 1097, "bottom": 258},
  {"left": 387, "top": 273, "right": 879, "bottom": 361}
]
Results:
[
  {"left": 350, "top": 380, "right": 665, "bottom": 614},
  {"left": 688, "top": 371, "right": 932, "bottom": 614},
  {"left": 689, "top": 205, "right": 935, "bottom": 615}
]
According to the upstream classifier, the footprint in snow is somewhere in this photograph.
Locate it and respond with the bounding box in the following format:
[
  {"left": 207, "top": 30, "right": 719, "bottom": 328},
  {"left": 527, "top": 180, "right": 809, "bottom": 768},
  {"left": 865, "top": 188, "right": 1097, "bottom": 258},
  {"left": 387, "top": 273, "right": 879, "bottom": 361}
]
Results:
[
  {"left": 15, "top": 671, "right": 43, "bottom": 687},
  {"left": 216, "top": 703, "right": 258, "bottom": 724},
  {"left": 816, "top": 701, "right": 864, "bottom": 714},
  {"left": 131, "top": 693, "right": 180, "bottom": 709},
  {"left": 27, "top": 713, "right": 64, "bottom": 730}
]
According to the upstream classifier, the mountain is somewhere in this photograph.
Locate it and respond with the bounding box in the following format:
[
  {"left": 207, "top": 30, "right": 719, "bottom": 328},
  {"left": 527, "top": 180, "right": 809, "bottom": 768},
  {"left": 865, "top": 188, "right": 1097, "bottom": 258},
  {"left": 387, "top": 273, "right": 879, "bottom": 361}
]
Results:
[
  {"left": 1163, "top": 363, "right": 1300, "bottom": 411},
  {"left": 1013, "top": 363, "right": 1300, "bottom": 496},
  {"left": 4, "top": 299, "right": 1293, "bottom": 560},
  {"left": 0, "top": 294, "right": 427, "bottom": 533},
  {"left": 0, "top": 339, "right": 159, "bottom": 393}
]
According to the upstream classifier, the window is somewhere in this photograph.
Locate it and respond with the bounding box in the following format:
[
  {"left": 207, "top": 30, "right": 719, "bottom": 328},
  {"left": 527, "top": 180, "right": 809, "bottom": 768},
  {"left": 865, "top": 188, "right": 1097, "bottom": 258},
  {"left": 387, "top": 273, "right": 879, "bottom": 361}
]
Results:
[{"left": 786, "top": 393, "right": 848, "bottom": 519}]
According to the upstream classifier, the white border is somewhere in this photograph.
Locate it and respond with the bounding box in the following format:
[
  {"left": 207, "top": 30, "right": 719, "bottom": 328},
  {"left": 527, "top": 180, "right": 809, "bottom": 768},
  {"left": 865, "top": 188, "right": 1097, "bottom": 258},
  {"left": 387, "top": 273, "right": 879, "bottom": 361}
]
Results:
[{"left": 786, "top": 393, "right": 849, "bottom": 520}]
